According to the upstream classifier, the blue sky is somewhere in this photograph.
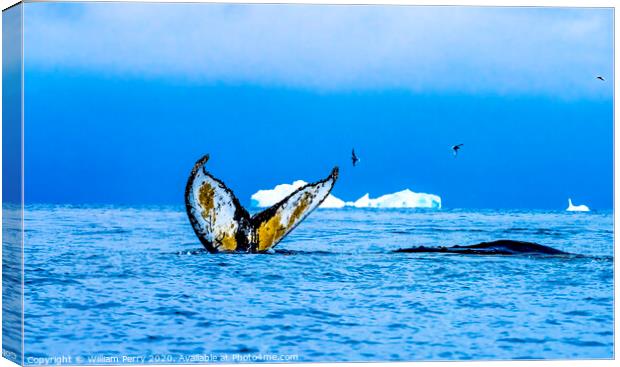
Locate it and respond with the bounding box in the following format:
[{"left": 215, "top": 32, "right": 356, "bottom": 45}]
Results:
[{"left": 22, "top": 3, "right": 613, "bottom": 209}]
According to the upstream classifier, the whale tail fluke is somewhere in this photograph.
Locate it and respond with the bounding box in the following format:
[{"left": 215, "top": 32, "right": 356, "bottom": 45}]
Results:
[
  {"left": 251, "top": 167, "right": 338, "bottom": 251},
  {"left": 184, "top": 154, "right": 253, "bottom": 253},
  {"left": 185, "top": 154, "right": 338, "bottom": 253}
]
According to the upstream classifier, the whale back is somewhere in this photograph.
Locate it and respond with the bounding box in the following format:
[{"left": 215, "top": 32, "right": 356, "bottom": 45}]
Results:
[{"left": 395, "top": 240, "right": 569, "bottom": 255}]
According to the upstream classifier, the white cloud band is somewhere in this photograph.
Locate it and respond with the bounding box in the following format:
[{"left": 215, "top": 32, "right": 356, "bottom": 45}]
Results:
[{"left": 24, "top": 3, "right": 613, "bottom": 97}]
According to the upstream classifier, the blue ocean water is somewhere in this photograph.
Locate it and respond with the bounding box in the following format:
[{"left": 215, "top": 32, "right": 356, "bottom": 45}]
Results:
[{"left": 23, "top": 206, "right": 613, "bottom": 363}]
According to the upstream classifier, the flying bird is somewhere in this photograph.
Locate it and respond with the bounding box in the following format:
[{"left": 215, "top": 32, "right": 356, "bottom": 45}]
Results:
[
  {"left": 596, "top": 76, "right": 605, "bottom": 81},
  {"left": 452, "top": 144, "right": 463, "bottom": 157},
  {"left": 352, "top": 149, "right": 360, "bottom": 167}
]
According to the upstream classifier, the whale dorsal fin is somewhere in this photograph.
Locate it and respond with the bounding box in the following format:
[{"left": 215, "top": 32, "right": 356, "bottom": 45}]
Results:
[
  {"left": 185, "top": 155, "right": 252, "bottom": 253},
  {"left": 185, "top": 154, "right": 339, "bottom": 253},
  {"left": 250, "top": 167, "right": 339, "bottom": 252}
]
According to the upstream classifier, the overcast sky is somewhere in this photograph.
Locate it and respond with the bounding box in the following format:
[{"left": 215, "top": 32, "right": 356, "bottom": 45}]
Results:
[{"left": 25, "top": 3, "right": 613, "bottom": 98}]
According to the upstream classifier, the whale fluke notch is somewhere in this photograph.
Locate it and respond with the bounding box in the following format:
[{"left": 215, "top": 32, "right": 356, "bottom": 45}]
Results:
[
  {"left": 394, "top": 240, "right": 569, "bottom": 256},
  {"left": 185, "top": 154, "right": 338, "bottom": 253}
]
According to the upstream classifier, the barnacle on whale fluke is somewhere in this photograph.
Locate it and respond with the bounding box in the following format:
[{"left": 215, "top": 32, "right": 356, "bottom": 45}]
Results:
[{"left": 184, "top": 154, "right": 338, "bottom": 253}]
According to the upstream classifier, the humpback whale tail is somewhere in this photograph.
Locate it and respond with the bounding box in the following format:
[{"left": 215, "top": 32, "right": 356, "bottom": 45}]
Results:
[{"left": 185, "top": 154, "right": 339, "bottom": 253}]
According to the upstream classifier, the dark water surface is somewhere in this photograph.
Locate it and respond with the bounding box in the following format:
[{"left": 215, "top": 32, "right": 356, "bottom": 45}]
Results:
[{"left": 23, "top": 206, "right": 613, "bottom": 363}]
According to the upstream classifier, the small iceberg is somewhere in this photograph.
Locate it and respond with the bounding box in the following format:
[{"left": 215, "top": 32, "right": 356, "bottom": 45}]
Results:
[
  {"left": 566, "top": 198, "right": 590, "bottom": 212},
  {"left": 251, "top": 180, "right": 345, "bottom": 208},
  {"left": 320, "top": 194, "right": 347, "bottom": 208},
  {"left": 251, "top": 183, "right": 440, "bottom": 209},
  {"left": 348, "top": 189, "right": 441, "bottom": 209}
]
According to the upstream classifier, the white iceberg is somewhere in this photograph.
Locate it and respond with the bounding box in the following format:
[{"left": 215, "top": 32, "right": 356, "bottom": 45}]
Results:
[
  {"left": 251, "top": 182, "right": 440, "bottom": 209},
  {"left": 348, "top": 189, "right": 441, "bottom": 209},
  {"left": 566, "top": 198, "right": 590, "bottom": 212},
  {"left": 320, "top": 194, "right": 347, "bottom": 208},
  {"left": 251, "top": 180, "right": 345, "bottom": 209}
]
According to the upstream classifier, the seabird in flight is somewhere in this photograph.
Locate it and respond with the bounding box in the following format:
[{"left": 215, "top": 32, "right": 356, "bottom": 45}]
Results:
[
  {"left": 352, "top": 149, "right": 360, "bottom": 167},
  {"left": 452, "top": 144, "right": 463, "bottom": 157}
]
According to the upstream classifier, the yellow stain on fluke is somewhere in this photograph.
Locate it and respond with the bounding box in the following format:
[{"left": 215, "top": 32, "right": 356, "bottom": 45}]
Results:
[
  {"left": 289, "top": 193, "right": 312, "bottom": 227},
  {"left": 198, "top": 184, "right": 215, "bottom": 219},
  {"left": 256, "top": 192, "right": 312, "bottom": 251},
  {"left": 218, "top": 233, "right": 238, "bottom": 251},
  {"left": 257, "top": 213, "right": 285, "bottom": 251},
  {"left": 198, "top": 182, "right": 238, "bottom": 251},
  {"left": 185, "top": 153, "right": 338, "bottom": 253}
]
